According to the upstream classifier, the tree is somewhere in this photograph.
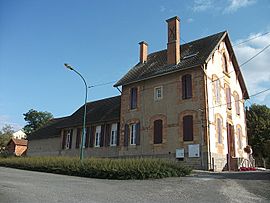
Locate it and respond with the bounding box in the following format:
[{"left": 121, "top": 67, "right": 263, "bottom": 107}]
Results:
[
  {"left": 0, "top": 124, "right": 14, "bottom": 149},
  {"left": 23, "top": 109, "right": 53, "bottom": 136},
  {"left": 246, "top": 104, "right": 270, "bottom": 167}
]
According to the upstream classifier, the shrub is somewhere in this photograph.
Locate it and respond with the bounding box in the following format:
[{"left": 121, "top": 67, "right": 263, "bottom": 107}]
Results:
[{"left": 0, "top": 157, "right": 191, "bottom": 179}]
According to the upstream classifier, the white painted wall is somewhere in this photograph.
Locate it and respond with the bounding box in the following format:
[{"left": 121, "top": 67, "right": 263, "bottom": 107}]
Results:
[{"left": 206, "top": 41, "right": 248, "bottom": 159}]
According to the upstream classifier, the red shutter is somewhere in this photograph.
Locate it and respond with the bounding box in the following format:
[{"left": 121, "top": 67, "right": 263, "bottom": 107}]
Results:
[
  {"left": 235, "top": 94, "right": 240, "bottom": 115},
  {"left": 62, "top": 130, "right": 67, "bottom": 149},
  {"left": 124, "top": 124, "right": 129, "bottom": 146},
  {"left": 183, "top": 115, "right": 193, "bottom": 141},
  {"left": 154, "top": 119, "right": 163, "bottom": 144},
  {"left": 135, "top": 122, "right": 140, "bottom": 145}
]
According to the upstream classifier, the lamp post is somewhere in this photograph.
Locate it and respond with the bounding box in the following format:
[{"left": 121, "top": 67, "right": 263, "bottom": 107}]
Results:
[{"left": 64, "top": 63, "right": 88, "bottom": 161}]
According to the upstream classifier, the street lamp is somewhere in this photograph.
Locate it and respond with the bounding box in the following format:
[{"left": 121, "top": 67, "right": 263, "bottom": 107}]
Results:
[{"left": 64, "top": 63, "right": 88, "bottom": 161}]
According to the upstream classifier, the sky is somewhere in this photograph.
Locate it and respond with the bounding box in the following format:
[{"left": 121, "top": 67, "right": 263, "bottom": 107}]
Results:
[{"left": 0, "top": 0, "right": 270, "bottom": 131}]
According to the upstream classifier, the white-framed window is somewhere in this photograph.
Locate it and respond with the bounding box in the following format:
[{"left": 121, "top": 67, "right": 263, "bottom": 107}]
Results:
[
  {"left": 110, "top": 123, "right": 117, "bottom": 146},
  {"left": 65, "top": 129, "right": 72, "bottom": 149},
  {"left": 154, "top": 86, "right": 163, "bottom": 100},
  {"left": 95, "top": 125, "right": 101, "bottom": 147},
  {"left": 130, "top": 123, "right": 136, "bottom": 145}
]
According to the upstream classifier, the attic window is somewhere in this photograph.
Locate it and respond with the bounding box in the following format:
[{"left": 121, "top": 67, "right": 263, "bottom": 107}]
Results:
[{"left": 182, "top": 52, "right": 199, "bottom": 60}]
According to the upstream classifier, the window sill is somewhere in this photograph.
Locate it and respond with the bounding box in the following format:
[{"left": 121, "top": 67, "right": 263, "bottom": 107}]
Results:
[
  {"left": 110, "top": 144, "right": 117, "bottom": 147},
  {"left": 153, "top": 143, "right": 163, "bottom": 146},
  {"left": 183, "top": 141, "right": 194, "bottom": 144}
]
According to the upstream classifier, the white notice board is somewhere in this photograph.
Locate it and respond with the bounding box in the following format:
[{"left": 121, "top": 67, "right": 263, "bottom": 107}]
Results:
[
  {"left": 176, "top": 148, "right": 184, "bottom": 158},
  {"left": 188, "top": 144, "right": 200, "bottom": 157}
]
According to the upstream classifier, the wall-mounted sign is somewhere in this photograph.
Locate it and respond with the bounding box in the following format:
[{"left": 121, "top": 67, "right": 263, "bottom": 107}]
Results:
[
  {"left": 176, "top": 148, "right": 184, "bottom": 158},
  {"left": 188, "top": 144, "right": 200, "bottom": 157}
]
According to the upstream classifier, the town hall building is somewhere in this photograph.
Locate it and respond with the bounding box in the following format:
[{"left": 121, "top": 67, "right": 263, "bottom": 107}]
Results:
[{"left": 27, "top": 16, "right": 249, "bottom": 171}]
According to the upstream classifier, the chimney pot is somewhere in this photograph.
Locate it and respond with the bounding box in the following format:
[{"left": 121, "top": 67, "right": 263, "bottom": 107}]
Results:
[
  {"left": 166, "top": 16, "right": 180, "bottom": 65},
  {"left": 139, "top": 41, "right": 148, "bottom": 63}
]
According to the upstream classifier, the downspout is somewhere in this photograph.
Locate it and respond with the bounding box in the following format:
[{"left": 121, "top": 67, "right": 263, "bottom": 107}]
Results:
[{"left": 202, "top": 63, "right": 212, "bottom": 170}]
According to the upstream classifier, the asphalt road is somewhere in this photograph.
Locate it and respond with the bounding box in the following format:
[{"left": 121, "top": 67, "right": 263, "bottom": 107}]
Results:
[{"left": 0, "top": 167, "right": 269, "bottom": 203}]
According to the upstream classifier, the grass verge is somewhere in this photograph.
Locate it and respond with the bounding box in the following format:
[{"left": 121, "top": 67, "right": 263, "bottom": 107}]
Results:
[{"left": 0, "top": 156, "right": 191, "bottom": 179}]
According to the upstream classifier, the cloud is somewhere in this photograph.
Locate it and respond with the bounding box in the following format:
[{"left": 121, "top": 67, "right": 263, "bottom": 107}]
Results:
[
  {"left": 160, "top": 5, "right": 166, "bottom": 12},
  {"left": 224, "top": 0, "right": 256, "bottom": 13},
  {"left": 193, "top": 0, "right": 213, "bottom": 12},
  {"left": 0, "top": 115, "right": 23, "bottom": 131},
  {"left": 233, "top": 32, "right": 270, "bottom": 106},
  {"left": 187, "top": 18, "right": 194, "bottom": 23}
]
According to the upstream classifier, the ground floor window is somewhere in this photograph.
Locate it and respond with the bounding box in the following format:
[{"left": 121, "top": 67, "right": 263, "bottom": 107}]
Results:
[
  {"left": 95, "top": 126, "right": 101, "bottom": 147},
  {"left": 130, "top": 124, "right": 136, "bottom": 145},
  {"left": 110, "top": 123, "right": 117, "bottom": 146}
]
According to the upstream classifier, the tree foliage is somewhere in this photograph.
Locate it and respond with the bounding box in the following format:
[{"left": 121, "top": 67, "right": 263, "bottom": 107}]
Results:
[
  {"left": 23, "top": 109, "right": 53, "bottom": 136},
  {"left": 0, "top": 124, "right": 14, "bottom": 148},
  {"left": 246, "top": 104, "right": 270, "bottom": 167}
]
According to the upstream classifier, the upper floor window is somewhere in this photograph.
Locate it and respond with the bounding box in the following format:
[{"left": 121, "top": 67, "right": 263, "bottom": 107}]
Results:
[
  {"left": 110, "top": 123, "right": 117, "bottom": 146},
  {"left": 154, "top": 119, "right": 163, "bottom": 144},
  {"left": 235, "top": 93, "right": 240, "bottom": 115},
  {"left": 183, "top": 115, "right": 193, "bottom": 141},
  {"left": 182, "top": 74, "right": 192, "bottom": 99},
  {"left": 62, "top": 129, "right": 73, "bottom": 149},
  {"left": 217, "top": 118, "right": 222, "bottom": 144},
  {"left": 225, "top": 86, "right": 232, "bottom": 110},
  {"left": 124, "top": 122, "right": 140, "bottom": 146},
  {"left": 213, "top": 78, "right": 221, "bottom": 104},
  {"left": 222, "top": 53, "right": 228, "bottom": 73},
  {"left": 130, "top": 87, "right": 138, "bottom": 109},
  {"left": 154, "top": 86, "right": 163, "bottom": 101},
  {"left": 95, "top": 125, "right": 101, "bottom": 147}
]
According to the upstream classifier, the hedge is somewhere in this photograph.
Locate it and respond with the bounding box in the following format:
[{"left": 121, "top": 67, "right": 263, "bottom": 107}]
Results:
[{"left": 0, "top": 157, "right": 191, "bottom": 179}]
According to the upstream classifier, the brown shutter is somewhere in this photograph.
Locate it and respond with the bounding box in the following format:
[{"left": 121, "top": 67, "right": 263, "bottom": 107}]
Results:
[
  {"left": 69, "top": 129, "right": 73, "bottom": 149},
  {"left": 84, "top": 127, "right": 89, "bottom": 148},
  {"left": 135, "top": 122, "right": 140, "bottom": 145},
  {"left": 105, "top": 124, "right": 111, "bottom": 147},
  {"left": 183, "top": 115, "right": 193, "bottom": 141},
  {"left": 116, "top": 122, "right": 120, "bottom": 146},
  {"left": 76, "top": 128, "right": 81, "bottom": 149},
  {"left": 89, "top": 126, "right": 95, "bottom": 147},
  {"left": 186, "top": 74, "right": 192, "bottom": 98},
  {"left": 124, "top": 124, "right": 129, "bottom": 146},
  {"left": 182, "top": 75, "right": 186, "bottom": 99},
  {"left": 131, "top": 87, "right": 138, "bottom": 109},
  {"left": 154, "top": 119, "right": 163, "bottom": 144},
  {"left": 62, "top": 130, "right": 67, "bottom": 149},
  {"left": 100, "top": 125, "right": 105, "bottom": 147}
]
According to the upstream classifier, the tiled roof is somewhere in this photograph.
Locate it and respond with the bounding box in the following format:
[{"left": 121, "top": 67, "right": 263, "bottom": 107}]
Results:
[
  {"left": 28, "top": 96, "right": 121, "bottom": 140},
  {"left": 58, "top": 95, "right": 120, "bottom": 128},
  {"left": 27, "top": 117, "right": 68, "bottom": 141},
  {"left": 9, "top": 138, "right": 28, "bottom": 146},
  {"left": 114, "top": 31, "right": 226, "bottom": 87}
]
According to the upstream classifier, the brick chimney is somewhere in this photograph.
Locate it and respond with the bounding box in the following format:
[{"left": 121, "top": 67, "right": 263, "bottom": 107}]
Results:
[
  {"left": 139, "top": 41, "right": 148, "bottom": 63},
  {"left": 166, "top": 16, "right": 180, "bottom": 65}
]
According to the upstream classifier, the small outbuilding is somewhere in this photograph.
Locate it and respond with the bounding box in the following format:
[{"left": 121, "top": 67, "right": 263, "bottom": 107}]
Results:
[{"left": 7, "top": 138, "right": 28, "bottom": 156}]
